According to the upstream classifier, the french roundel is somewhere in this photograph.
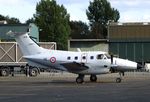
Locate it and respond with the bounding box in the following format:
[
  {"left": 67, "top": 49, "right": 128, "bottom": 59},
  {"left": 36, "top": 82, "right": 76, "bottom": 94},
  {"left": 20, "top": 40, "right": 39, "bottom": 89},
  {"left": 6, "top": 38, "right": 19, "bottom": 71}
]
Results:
[{"left": 50, "top": 57, "right": 56, "bottom": 63}]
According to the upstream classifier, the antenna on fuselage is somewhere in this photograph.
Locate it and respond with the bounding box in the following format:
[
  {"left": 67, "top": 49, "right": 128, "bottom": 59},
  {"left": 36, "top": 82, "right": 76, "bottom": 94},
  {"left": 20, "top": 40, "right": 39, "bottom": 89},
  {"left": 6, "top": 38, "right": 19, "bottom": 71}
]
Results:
[{"left": 77, "top": 48, "right": 81, "bottom": 52}]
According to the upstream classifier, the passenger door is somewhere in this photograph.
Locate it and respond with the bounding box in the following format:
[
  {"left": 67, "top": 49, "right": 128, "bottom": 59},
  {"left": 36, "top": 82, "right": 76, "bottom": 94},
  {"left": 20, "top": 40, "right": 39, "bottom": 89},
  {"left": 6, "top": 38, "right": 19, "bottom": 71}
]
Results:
[{"left": 81, "top": 53, "right": 87, "bottom": 63}]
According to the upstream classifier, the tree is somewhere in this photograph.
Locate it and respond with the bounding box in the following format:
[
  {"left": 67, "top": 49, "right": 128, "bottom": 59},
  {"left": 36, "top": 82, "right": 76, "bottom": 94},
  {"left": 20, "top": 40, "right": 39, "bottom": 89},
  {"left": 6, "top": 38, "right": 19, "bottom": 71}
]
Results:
[
  {"left": 0, "top": 14, "right": 5, "bottom": 20},
  {"left": 0, "top": 14, "right": 21, "bottom": 24},
  {"left": 86, "top": 0, "right": 120, "bottom": 38},
  {"left": 34, "top": 0, "right": 70, "bottom": 50},
  {"left": 6, "top": 17, "right": 21, "bottom": 24},
  {"left": 69, "top": 21, "right": 91, "bottom": 39},
  {"left": 25, "top": 18, "right": 35, "bottom": 24}
]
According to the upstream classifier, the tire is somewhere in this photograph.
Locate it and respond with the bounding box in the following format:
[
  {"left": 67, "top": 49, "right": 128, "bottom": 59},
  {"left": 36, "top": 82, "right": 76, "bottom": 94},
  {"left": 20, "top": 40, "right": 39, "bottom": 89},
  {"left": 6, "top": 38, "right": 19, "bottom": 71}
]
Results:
[
  {"left": 0, "top": 69, "right": 9, "bottom": 77},
  {"left": 90, "top": 75, "right": 97, "bottom": 82},
  {"left": 76, "top": 77, "right": 84, "bottom": 84},
  {"left": 29, "top": 68, "right": 38, "bottom": 77},
  {"left": 116, "top": 78, "right": 121, "bottom": 83}
]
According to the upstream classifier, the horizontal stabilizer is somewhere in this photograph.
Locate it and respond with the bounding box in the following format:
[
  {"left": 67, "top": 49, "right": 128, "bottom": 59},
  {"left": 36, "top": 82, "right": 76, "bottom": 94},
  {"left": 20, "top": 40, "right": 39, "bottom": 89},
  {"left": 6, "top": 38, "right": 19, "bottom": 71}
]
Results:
[{"left": 7, "top": 30, "right": 27, "bottom": 37}]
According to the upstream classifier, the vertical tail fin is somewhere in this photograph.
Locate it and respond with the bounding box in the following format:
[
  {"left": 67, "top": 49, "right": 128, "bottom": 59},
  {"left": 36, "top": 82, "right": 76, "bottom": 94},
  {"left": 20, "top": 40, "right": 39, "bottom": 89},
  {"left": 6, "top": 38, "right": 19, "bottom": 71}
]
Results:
[{"left": 7, "top": 31, "right": 43, "bottom": 56}]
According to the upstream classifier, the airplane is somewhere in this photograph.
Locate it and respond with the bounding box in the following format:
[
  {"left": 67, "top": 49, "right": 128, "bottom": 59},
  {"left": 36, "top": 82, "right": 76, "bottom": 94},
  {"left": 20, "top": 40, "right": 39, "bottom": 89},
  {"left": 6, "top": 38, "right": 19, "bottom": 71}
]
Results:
[{"left": 8, "top": 31, "right": 142, "bottom": 83}]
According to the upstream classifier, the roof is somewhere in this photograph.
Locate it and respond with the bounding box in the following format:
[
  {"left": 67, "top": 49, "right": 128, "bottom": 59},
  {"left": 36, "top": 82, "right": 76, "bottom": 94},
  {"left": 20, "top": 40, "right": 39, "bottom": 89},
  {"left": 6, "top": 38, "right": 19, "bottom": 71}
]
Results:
[
  {"left": 109, "top": 22, "right": 150, "bottom": 26},
  {"left": 69, "top": 39, "right": 108, "bottom": 42}
]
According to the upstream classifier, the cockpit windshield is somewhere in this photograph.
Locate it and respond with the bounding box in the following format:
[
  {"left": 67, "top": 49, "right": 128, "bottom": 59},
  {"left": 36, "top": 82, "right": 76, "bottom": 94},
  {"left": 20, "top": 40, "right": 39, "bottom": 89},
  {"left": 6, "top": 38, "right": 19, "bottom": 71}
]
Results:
[
  {"left": 97, "top": 54, "right": 111, "bottom": 60},
  {"left": 104, "top": 54, "right": 111, "bottom": 59}
]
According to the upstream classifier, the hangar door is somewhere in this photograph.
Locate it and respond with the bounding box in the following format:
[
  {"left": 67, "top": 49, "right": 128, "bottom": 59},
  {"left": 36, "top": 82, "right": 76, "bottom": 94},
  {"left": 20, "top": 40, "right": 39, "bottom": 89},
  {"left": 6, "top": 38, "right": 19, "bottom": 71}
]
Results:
[{"left": 109, "top": 42, "right": 150, "bottom": 63}]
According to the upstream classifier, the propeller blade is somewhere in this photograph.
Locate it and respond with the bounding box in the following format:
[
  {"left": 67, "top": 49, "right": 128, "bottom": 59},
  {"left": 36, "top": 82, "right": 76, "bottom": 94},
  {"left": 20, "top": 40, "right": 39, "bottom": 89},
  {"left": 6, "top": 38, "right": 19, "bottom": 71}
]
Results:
[{"left": 111, "top": 55, "right": 113, "bottom": 64}]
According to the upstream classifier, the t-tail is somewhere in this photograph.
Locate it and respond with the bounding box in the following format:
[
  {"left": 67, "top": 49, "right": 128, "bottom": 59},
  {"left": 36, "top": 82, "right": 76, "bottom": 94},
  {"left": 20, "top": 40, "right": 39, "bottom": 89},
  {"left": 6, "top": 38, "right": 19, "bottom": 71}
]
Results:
[{"left": 7, "top": 31, "right": 43, "bottom": 56}]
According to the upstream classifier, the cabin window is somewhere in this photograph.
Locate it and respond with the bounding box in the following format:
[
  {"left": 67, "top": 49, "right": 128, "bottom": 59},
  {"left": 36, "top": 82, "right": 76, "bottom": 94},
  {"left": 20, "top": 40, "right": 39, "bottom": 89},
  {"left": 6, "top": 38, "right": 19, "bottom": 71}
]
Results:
[
  {"left": 75, "top": 56, "right": 78, "bottom": 60},
  {"left": 67, "top": 56, "right": 71, "bottom": 60},
  {"left": 97, "top": 54, "right": 104, "bottom": 59},
  {"left": 82, "top": 56, "right": 86, "bottom": 60},
  {"left": 90, "top": 56, "right": 94, "bottom": 60}
]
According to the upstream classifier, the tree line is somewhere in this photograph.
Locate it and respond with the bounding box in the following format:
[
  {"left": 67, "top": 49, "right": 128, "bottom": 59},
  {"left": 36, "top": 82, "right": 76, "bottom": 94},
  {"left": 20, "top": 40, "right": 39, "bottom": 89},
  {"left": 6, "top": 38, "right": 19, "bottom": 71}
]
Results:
[{"left": 0, "top": 0, "right": 120, "bottom": 50}]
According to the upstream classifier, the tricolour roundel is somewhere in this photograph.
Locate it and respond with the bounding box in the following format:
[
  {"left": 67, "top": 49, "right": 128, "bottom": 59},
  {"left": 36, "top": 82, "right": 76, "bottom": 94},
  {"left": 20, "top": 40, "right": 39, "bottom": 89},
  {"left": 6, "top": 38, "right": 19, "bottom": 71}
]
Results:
[{"left": 50, "top": 57, "right": 56, "bottom": 63}]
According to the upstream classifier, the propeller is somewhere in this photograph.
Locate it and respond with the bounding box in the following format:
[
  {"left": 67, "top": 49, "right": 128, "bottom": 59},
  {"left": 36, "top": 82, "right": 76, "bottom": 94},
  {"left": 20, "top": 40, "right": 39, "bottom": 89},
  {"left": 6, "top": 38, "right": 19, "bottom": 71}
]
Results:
[
  {"left": 111, "top": 54, "right": 113, "bottom": 64},
  {"left": 110, "top": 54, "right": 118, "bottom": 73},
  {"left": 110, "top": 54, "right": 115, "bottom": 72}
]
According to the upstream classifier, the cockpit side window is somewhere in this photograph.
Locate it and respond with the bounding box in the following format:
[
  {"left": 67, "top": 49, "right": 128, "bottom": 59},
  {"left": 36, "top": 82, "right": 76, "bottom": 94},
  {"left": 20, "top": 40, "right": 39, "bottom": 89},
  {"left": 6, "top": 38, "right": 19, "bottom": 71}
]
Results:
[
  {"left": 105, "top": 54, "right": 111, "bottom": 59},
  {"left": 97, "top": 54, "right": 104, "bottom": 59}
]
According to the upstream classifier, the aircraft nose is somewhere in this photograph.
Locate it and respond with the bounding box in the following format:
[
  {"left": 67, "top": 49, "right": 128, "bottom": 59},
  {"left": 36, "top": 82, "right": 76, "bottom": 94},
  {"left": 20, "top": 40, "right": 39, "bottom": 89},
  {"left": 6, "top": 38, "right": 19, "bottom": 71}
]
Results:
[{"left": 137, "top": 63, "right": 143, "bottom": 69}]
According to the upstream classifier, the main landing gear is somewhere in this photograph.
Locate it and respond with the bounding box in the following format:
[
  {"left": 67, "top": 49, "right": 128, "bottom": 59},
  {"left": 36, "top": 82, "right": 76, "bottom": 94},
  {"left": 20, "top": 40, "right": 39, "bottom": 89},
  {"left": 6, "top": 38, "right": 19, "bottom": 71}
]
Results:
[
  {"left": 76, "top": 72, "right": 124, "bottom": 84},
  {"left": 76, "top": 74, "right": 84, "bottom": 83},
  {"left": 76, "top": 74, "right": 97, "bottom": 84}
]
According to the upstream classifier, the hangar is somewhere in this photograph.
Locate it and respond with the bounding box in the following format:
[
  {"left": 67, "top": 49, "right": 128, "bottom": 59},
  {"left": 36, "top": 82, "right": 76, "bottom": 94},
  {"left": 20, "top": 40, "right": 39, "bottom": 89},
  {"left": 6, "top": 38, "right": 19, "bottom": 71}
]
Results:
[{"left": 108, "top": 22, "right": 150, "bottom": 64}]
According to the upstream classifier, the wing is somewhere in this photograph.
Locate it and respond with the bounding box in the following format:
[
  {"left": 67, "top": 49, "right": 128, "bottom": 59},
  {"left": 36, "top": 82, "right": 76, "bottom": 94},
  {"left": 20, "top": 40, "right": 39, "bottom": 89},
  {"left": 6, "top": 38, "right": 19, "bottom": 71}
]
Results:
[{"left": 61, "top": 62, "right": 89, "bottom": 72}]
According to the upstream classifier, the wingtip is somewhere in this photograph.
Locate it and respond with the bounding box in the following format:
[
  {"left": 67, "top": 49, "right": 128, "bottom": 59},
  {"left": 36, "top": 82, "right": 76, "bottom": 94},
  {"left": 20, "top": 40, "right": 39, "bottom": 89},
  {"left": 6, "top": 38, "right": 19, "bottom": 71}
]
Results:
[{"left": 6, "top": 31, "right": 29, "bottom": 37}]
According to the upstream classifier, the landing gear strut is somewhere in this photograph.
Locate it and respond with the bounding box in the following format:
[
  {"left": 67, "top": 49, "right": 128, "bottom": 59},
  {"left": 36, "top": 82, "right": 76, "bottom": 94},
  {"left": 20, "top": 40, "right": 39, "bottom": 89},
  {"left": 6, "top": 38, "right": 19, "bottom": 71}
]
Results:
[
  {"left": 90, "top": 75, "right": 97, "bottom": 82},
  {"left": 116, "top": 72, "right": 124, "bottom": 83},
  {"left": 76, "top": 74, "right": 84, "bottom": 84}
]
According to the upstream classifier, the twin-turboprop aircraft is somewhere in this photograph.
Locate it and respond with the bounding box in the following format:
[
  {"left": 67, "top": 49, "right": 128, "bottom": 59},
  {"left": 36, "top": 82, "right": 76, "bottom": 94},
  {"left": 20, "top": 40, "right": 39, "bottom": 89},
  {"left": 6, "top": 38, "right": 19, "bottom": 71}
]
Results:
[{"left": 8, "top": 31, "right": 142, "bottom": 83}]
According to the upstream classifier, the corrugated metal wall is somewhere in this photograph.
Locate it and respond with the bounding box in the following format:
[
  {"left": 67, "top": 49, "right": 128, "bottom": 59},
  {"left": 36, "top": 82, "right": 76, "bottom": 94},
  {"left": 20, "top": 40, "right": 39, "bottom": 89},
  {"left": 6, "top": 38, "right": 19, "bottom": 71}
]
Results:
[
  {"left": 109, "top": 22, "right": 150, "bottom": 63},
  {"left": 109, "top": 23, "right": 150, "bottom": 40},
  {"left": 109, "top": 42, "right": 150, "bottom": 62},
  {"left": 68, "top": 40, "right": 108, "bottom": 52}
]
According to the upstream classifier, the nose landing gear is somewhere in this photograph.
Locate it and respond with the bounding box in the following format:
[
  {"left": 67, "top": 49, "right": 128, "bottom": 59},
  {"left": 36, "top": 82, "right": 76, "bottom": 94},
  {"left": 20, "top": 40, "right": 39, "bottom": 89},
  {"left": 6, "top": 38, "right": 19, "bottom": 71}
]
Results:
[
  {"left": 116, "top": 72, "right": 124, "bottom": 83},
  {"left": 90, "top": 75, "right": 97, "bottom": 82}
]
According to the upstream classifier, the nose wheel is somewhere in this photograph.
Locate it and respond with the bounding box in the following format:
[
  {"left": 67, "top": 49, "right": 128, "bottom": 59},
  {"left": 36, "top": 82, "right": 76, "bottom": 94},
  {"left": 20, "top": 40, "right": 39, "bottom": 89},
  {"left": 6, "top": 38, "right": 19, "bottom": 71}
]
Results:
[
  {"left": 116, "top": 72, "right": 124, "bottom": 83},
  {"left": 116, "top": 78, "right": 122, "bottom": 83},
  {"left": 76, "top": 74, "right": 84, "bottom": 84}
]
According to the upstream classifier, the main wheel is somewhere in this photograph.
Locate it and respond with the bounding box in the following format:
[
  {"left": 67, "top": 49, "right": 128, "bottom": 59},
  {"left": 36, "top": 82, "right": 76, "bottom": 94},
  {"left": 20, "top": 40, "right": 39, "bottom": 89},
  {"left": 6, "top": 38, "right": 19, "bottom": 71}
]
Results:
[
  {"left": 76, "top": 74, "right": 84, "bottom": 84},
  {"left": 0, "top": 69, "right": 9, "bottom": 77},
  {"left": 90, "top": 75, "right": 97, "bottom": 82},
  {"left": 76, "top": 77, "right": 84, "bottom": 84},
  {"left": 29, "top": 68, "right": 38, "bottom": 77},
  {"left": 116, "top": 78, "right": 122, "bottom": 83}
]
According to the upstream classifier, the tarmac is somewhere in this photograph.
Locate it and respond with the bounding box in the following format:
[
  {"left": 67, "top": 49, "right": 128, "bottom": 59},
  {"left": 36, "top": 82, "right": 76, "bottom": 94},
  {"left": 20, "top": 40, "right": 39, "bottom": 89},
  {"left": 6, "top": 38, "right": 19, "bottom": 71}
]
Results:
[{"left": 0, "top": 72, "right": 150, "bottom": 102}]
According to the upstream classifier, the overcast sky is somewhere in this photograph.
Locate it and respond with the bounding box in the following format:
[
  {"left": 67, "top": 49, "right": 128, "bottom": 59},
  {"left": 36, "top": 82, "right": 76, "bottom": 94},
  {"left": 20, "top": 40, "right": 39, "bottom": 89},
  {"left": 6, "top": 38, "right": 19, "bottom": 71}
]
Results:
[{"left": 0, "top": 0, "right": 150, "bottom": 23}]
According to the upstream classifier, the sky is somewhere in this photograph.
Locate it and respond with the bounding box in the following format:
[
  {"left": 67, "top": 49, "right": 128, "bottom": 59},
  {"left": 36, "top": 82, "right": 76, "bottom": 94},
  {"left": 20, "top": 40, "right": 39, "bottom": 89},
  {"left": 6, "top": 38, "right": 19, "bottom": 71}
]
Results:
[{"left": 0, "top": 0, "right": 150, "bottom": 23}]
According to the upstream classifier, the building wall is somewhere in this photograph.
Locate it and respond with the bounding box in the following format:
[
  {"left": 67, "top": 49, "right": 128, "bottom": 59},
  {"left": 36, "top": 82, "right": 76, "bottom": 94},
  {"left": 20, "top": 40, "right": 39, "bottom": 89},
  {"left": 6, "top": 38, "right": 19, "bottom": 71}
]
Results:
[
  {"left": 0, "top": 24, "right": 28, "bottom": 41},
  {"left": 0, "top": 23, "right": 39, "bottom": 42},
  {"left": 109, "top": 42, "right": 150, "bottom": 63},
  {"left": 68, "top": 40, "right": 108, "bottom": 52},
  {"left": 108, "top": 22, "right": 150, "bottom": 63},
  {"left": 109, "top": 22, "right": 150, "bottom": 40}
]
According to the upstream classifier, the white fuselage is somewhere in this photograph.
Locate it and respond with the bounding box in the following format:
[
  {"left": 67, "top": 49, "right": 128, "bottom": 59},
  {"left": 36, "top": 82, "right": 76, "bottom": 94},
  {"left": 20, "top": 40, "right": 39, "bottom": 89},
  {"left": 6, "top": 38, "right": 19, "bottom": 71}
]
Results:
[{"left": 24, "top": 49, "right": 138, "bottom": 75}]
